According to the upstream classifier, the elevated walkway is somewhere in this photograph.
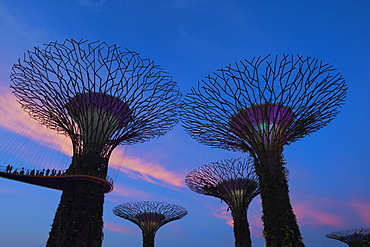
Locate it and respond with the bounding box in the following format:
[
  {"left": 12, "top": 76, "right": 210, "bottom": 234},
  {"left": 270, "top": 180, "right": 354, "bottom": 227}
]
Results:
[{"left": 0, "top": 166, "right": 113, "bottom": 193}]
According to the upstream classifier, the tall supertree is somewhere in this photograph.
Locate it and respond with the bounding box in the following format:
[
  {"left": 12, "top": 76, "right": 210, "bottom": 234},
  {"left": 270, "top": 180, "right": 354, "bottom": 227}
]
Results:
[
  {"left": 181, "top": 55, "right": 347, "bottom": 246},
  {"left": 185, "top": 158, "right": 259, "bottom": 247},
  {"left": 9, "top": 39, "right": 181, "bottom": 247},
  {"left": 113, "top": 201, "right": 188, "bottom": 247},
  {"left": 326, "top": 228, "right": 370, "bottom": 247}
]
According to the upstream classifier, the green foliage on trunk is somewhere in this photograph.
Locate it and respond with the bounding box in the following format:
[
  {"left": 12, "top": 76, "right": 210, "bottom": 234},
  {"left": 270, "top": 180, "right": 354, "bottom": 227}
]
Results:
[
  {"left": 254, "top": 151, "right": 304, "bottom": 247},
  {"left": 47, "top": 180, "right": 105, "bottom": 247},
  {"left": 142, "top": 232, "right": 155, "bottom": 247},
  {"left": 232, "top": 208, "right": 252, "bottom": 247}
]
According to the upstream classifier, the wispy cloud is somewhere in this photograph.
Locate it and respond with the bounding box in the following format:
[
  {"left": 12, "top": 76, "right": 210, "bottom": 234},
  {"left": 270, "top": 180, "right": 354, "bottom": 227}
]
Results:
[
  {"left": 211, "top": 206, "right": 233, "bottom": 227},
  {"left": 210, "top": 205, "right": 263, "bottom": 238},
  {"left": 104, "top": 221, "right": 139, "bottom": 235},
  {"left": 294, "top": 202, "right": 346, "bottom": 228},
  {"left": 0, "top": 86, "right": 72, "bottom": 156},
  {"left": 0, "top": 188, "right": 15, "bottom": 194},
  {"left": 106, "top": 184, "right": 151, "bottom": 203},
  {"left": 110, "top": 150, "right": 187, "bottom": 188},
  {"left": 348, "top": 201, "right": 370, "bottom": 224}
]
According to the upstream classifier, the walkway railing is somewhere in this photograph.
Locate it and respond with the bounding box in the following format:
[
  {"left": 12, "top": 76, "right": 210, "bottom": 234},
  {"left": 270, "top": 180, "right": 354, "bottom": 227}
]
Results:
[{"left": 0, "top": 165, "right": 114, "bottom": 186}]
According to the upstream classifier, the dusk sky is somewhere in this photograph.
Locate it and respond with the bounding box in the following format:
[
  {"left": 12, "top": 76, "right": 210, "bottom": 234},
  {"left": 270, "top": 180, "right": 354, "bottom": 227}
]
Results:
[{"left": 0, "top": 1, "right": 369, "bottom": 246}]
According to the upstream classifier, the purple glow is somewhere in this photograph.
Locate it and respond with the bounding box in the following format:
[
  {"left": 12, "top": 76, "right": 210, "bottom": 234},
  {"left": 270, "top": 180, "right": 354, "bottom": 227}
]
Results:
[
  {"left": 216, "top": 178, "right": 257, "bottom": 192},
  {"left": 230, "top": 103, "right": 294, "bottom": 145},
  {"left": 136, "top": 212, "right": 166, "bottom": 224},
  {"left": 66, "top": 92, "right": 132, "bottom": 129}
]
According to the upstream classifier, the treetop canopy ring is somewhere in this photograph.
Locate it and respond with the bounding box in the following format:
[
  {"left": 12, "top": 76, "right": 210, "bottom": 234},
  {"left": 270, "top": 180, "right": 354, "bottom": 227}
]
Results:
[
  {"left": 10, "top": 39, "right": 182, "bottom": 149},
  {"left": 182, "top": 54, "right": 347, "bottom": 153}
]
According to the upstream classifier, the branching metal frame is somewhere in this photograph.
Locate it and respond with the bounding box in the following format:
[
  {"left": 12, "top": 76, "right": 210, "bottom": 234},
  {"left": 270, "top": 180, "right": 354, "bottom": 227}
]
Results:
[
  {"left": 10, "top": 39, "right": 181, "bottom": 158},
  {"left": 185, "top": 157, "right": 259, "bottom": 210},
  {"left": 113, "top": 201, "right": 187, "bottom": 247},
  {"left": 113, "top": 201, "right": 188, "bottom": 230},
  {"left": 182, "top": 54, "right": 347, "bottom": 154},
  {"left": 182, "top": 54, "right": 347, "bottom": 247},
  {"left": 9, "top": 39, "right": 181, "bottom": 247},
  {"left": 326, "top": 228, "right": 370, "bottom": 245},
  {"left": 185, "top": 158, "right": 258, "bottom": 247}
]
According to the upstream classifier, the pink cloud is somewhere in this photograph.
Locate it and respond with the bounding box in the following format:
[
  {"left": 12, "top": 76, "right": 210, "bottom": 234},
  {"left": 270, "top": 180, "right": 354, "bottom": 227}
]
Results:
[
  {"left": 106, "top": 184, "right": 151, "bottom": 203},
  {"left": 109, "top": 149, "right": 187, "bottom": 188},
  {"left": 211, "top": 206, "right": 234, "bottom": 227},
  {"left": 348, "top": 202, "right": 370, "bottom": 224},
  {"left": 0, "top": 86, "right": 72, "bottom": 156},
  {"left": 0, "top": 188, "right": 15, "bottom": 194},
  {"left": 210, "top": 205, "right": 263, "bottom": 238},
  {"left": 104, "top": 221, "right": 139, "bottom": 235},
  {"left": 294, "top": 201, "right": 346, "bottom": 228}
]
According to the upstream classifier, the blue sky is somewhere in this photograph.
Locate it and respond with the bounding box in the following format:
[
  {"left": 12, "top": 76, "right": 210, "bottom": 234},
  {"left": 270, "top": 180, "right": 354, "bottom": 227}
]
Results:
[{"left": 0, "top": 1, "right": 369, "bottom": 246}]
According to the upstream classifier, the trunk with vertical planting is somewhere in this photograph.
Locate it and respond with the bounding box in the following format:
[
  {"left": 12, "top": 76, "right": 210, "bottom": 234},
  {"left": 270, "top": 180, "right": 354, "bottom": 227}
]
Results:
[
  {"left": 232, "top": 207, "right": 252, "bottom": 247},
  {"left": 142, "top": 231, "right": 155, "bottom": 247},
  {"left": 47, "top": 179, "right": 105, "bottom": 247},
  {"left": 47, "top": 153, "right": 107, "bottom": 247},
  {"left": 254, "top": 149, "right": 304, "bottom": 247}
]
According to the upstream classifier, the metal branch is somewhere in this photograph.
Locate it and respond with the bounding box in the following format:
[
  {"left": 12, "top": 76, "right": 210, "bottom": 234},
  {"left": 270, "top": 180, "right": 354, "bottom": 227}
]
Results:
[
  {"left": 185, "top": 157, "right": 259, "bottom": 210},
  {"left": 11, "top": 39, "right": 182, "bottom": 158},
  {"left": 113, "top": 201, "right": 187, "bottom": 247},
  {"left": 326, "top": 228, "right": 370, "bottom": 245},
  {"left": 182, "top": 54, "right": 347, "bottom": 153}
]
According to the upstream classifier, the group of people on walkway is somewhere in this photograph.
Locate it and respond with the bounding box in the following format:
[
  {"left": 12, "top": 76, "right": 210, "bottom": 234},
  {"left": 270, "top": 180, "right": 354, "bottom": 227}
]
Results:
[{"left": 3, "top": 165, "right": 64, "bottom": 176}]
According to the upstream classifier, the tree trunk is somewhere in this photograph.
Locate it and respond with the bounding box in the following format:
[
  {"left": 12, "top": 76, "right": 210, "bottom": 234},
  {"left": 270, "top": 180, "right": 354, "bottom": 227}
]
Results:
[
  {"left": 47, "top": 179, "right": 105, "bottom": 247},
  {"left": 232, "top": 208, "right": 252, "bottom": 247},
  {"left": 142, "top": 231, "right": 155, "bottom": 247},
  {"left": 254, "top": 150, "right": 304, "bottom": 247}
]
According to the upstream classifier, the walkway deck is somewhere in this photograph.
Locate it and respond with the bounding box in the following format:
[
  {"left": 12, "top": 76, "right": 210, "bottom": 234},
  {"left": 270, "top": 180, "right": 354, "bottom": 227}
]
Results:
[{"left": 0, "top": 166, "right": 114, "bottom": 193}]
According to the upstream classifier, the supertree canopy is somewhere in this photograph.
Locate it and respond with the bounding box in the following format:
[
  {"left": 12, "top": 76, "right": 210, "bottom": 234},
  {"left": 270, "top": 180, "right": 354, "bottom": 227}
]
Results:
[
  {"left": 185, "top": 158, "right": 259, "bottom": 247},
  {"left": 182, "top": 55, "right": 347, "bottom": 247},
  {"left": 9, "top": 39, "right": 181, "bottom": 247},
  {"left": 326, "top": 228, "right": 370, "bottom": 247},
  {"left": 113, "top": 201, "right": 188, "bottom": 247}
]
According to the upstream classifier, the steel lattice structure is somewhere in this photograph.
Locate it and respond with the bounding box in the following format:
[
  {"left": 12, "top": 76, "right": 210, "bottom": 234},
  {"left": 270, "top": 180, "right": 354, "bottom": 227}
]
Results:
[
  {"left": 182, "top": 55, "right": 347, "bottom": 247},
  {"left": 185, "top": 158, "right": 259, "bottom": 247},
  {"left": 113, "top": 201, "right": 188, "bottom": 247},
  {"left": 326, "top": 228, "right": 370, "bottom": 247},
  {"left": 9, "top": 39, "right": 181, "bottom": 247}
]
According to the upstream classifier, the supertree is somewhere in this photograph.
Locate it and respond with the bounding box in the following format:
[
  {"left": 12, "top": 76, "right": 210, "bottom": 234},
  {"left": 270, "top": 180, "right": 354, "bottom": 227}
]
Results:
[
  {"left": 185, "top": 157, "right": 259, "bottom": 247},
  {"left": 9, "top": 39, "right": 181, "bottom": 247},
  {"left": 113, "top": 201, "right": 188, "bottom": 247},
  {"left": 326, "top": 228, "right": 370, "bottom": 247},
  {"left": 181, "top": 55, "right": 347, "bottom": 246}
]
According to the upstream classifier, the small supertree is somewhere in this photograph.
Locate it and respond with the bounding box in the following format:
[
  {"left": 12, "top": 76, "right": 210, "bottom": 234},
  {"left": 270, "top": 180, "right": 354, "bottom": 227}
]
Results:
[
  {"left": 10, "top": 39, "right": 181, "bottom": 247},
  {"left": 326, "top": 228, "right": 370, "bottom": 247},
  {"left": 113, "top": 201, "right": 188, "bottom": 247},
  {"left": 185, "top": 158, "right": 259, "bottom": 247},
  {"left": 182, "top": 55, "right": 347, "bottom": 246}
]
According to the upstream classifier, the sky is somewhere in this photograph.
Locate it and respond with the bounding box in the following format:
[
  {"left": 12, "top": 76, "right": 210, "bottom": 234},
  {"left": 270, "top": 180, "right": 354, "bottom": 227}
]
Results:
[{"left": 0, "top": 0, "right": 369, "bottom": 246}]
